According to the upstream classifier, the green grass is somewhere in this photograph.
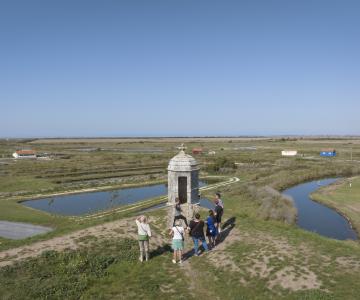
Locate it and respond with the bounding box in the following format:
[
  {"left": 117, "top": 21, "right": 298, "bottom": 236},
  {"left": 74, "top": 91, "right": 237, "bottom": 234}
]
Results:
[
  {"left": 0, "top": 238, "right": 138, "bottom": 299},
  {"left": 0, "top": 176, "right": 56, "bottom": 193},
  {"left": 0, "top": 238, "right": 192, "bottom": 300}
]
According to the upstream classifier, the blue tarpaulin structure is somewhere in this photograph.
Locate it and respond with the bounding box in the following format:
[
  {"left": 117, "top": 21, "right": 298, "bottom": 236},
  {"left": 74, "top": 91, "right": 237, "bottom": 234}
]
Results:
[{"left": 320, "top": 149, "right": 336, "bottom": 157}]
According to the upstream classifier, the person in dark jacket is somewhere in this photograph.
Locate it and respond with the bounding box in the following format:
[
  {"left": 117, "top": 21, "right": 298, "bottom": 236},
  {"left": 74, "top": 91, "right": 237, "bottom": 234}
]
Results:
[
  {"left": 214, "top": 199, "right": 224, "bottom": 233},
  {"left": 173, "top": 197, "right": 188, "bottom": 228},
  {"left": 189, "top": 213, "right": 209, "bottom": 256}
]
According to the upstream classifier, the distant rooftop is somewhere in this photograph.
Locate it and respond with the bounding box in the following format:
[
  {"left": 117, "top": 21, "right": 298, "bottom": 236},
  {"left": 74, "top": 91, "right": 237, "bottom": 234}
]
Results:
[{"left": 15, "top": 150, "right": 36, "bottom": 155}]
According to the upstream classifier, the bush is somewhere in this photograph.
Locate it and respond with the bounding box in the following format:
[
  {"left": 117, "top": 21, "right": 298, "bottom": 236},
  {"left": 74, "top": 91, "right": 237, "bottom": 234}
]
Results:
[
  {"left": 249, "top": 186, "right": 297, "bottom": 224},
  {"left": 207, "top": 157, "right": 236, "bottom": 173}
]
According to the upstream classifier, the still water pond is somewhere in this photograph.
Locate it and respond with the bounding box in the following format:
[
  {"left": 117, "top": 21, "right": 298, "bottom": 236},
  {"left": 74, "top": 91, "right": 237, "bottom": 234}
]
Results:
[
  {"left": 283, "top": 178, "right": 357, "bottom": 240},
  {"left": 22, "top": 181, "right": 207, "bottom": 216}
]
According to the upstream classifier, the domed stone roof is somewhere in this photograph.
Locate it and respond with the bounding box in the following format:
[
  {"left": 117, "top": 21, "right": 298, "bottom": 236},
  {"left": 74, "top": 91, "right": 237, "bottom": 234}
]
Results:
[{"left": 168, "top": 150, "right": 199, "bottom": 172}]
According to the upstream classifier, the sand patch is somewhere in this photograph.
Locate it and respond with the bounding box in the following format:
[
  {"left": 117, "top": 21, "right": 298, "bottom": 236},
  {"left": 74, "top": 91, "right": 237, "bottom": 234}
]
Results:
[
  {"left": 268, "top": 266, "right": 320, "bottom": 291},
  {"left": 335, "top": 256, "right": 360, "bottom": 270}
]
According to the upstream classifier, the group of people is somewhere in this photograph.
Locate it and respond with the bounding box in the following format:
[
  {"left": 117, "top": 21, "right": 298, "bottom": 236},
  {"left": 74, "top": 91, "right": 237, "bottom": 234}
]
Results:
[{"left": 135, "top": 192, "right": 224, "bottom": 264}]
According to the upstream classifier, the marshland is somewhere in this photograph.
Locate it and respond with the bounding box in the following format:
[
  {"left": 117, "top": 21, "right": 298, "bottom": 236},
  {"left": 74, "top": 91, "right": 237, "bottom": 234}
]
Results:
[{"left": 1, "top": 137, "right": 360, "bottom": 299}]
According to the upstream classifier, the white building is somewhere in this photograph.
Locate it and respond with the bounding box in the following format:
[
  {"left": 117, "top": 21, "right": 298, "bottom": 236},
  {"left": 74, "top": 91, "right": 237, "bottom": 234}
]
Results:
[
  {"left": 281, "top": 150, "right": 298, "bottom": 157},
  {"left": 13, "top": 150, "right": 37, "bottom": 159}
]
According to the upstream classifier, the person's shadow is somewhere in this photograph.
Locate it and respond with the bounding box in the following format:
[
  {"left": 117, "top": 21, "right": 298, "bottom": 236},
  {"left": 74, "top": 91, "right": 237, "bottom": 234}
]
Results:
[
  {"left": 216, "top": 216, "right": 236, "bottom": 244},
  {"left": 150, "top": 244, "right": 172, "bottom": 259},
  {"left": 182, "top": 216, "right": 236, "bottom": 261}
]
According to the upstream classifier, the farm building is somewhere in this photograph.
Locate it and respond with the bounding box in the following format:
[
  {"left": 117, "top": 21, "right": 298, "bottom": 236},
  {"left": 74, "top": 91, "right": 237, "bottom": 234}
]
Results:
[
  {"left": 12, "top": 150, "right": 37, "bottom": 159},
  {"left": 192, "top": 148, "right": 203, "bottom": 155},
  {"left": 320, "top": 149, "right": 336, "bottom": 157},
  {"left": 281, "top": 150, "right": 298, "bottom": 156}
]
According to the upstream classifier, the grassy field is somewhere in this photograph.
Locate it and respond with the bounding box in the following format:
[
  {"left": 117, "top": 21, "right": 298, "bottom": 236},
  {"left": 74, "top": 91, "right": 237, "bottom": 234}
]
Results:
[
  {"left": 1, "top": 186, "right": 360, "bottom": 300},
  {"left": 1, "top": 137, "right": 360, "bottom": 299}
]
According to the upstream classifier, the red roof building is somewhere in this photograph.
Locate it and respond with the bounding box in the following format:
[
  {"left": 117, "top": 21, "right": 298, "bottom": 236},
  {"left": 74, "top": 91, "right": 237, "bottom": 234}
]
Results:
[
  {"left": 192, "top": 148, "right": 203, "bottom": 155},
  {"left": 13, "top": 150, "right": 37, "bottom": 158}
]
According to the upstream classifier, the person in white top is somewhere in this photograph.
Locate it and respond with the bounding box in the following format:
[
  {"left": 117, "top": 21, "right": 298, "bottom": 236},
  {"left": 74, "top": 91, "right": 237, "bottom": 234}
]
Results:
[
  {"left": 135, "top": 215, "right": 152, "bottom": 262},
  {"left": 170, "top": 219, "right": 185, "bottom": 264}
]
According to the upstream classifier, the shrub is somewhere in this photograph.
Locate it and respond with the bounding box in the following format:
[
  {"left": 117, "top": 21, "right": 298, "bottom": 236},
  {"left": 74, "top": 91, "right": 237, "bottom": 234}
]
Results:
[
  {"left": 249, "top": 186, "right": 297, "bottom": 224},
  {"left": 206, "top": 157, "right": 236, "bottom": 173}
]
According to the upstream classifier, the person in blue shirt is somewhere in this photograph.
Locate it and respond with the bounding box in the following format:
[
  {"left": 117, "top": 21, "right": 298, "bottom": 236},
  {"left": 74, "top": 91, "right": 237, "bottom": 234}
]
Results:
[{"left": 206, "top": 210, "right": 218, "bottom": 249}]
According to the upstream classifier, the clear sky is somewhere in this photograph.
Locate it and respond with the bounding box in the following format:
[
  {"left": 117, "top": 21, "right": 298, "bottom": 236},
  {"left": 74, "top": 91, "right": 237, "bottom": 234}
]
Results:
[{"left": 1, "top": 0, "right": 359, "bottom": 137}]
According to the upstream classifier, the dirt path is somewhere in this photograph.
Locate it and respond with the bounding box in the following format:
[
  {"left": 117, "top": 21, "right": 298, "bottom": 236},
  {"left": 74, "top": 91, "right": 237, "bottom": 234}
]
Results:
[{"left": 0, "top": 217, "right": 165, "bottom": 267}]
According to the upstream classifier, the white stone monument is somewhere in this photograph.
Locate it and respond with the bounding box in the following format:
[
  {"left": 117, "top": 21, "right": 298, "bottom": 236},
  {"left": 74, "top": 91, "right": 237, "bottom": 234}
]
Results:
[{"left": 167, "top": 144, "right": 200, "bottom": 224}]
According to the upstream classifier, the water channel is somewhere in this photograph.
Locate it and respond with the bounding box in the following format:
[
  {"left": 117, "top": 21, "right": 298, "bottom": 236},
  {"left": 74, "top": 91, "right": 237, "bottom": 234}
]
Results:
[
  {"left": 283, "top": 178, "right": 357, "bottom": 240},
  {"left": 22, "top": 177, "right": 357, "bottom": 241},
  {"left": 22, "top": 181, "right": 208, "bottom": 216}
]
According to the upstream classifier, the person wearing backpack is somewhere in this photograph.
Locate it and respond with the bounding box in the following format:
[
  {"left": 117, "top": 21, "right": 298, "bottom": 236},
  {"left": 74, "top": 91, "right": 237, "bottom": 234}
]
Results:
[
  {"left": 170, "top": 219, "right": 185, "bottom": 264},
  {"left": 135, "top": 215, "right": 152, "bottom": 262},
  {"left": 189, "top": 213, "right": 209, "bottom": 256}
]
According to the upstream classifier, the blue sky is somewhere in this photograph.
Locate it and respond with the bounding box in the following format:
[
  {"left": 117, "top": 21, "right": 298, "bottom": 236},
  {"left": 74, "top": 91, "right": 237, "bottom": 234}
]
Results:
[{"left": 1, "top": 0, "right": 359, "bottom": 137}]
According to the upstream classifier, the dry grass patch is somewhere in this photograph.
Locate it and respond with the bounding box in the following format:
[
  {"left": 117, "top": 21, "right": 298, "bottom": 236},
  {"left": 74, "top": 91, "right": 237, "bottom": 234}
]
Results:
[
  {"left": 268, "top": 266, "right": 320, "bottom": 291},
  {"left": 205, "top": 226, "right": 326, "bottom": 293}
]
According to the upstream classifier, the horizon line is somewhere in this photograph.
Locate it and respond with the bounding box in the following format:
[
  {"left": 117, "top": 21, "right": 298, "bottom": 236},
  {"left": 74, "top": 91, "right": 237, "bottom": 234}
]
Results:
[{"left": 1, "top": 134, "right": 360, "bottom": 140}]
